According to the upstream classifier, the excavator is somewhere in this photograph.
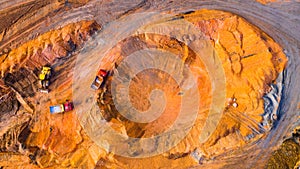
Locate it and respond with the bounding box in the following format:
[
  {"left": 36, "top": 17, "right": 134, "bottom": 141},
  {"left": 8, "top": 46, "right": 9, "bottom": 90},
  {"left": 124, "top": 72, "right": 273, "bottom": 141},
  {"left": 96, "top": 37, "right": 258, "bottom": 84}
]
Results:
[{"left": 38, "top": 66, "right": 52, "bottom": 93}]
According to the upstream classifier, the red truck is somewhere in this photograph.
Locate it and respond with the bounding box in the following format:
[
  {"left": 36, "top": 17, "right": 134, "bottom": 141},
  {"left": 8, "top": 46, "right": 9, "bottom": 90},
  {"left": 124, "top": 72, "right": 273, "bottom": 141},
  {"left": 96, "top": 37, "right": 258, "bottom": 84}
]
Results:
[
  {"left": 50, "top": 100, "right": 74, "bottom": 114},
  {"left": 91, "top": 69, "right": 109, "bottom": 90}
]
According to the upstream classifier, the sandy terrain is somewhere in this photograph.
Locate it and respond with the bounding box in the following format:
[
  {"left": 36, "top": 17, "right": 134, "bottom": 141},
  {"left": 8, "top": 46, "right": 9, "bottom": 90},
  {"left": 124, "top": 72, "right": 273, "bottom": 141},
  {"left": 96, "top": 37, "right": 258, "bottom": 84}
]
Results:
[{"left": 0, "top": 0, "right": 299, "bottom": 169}]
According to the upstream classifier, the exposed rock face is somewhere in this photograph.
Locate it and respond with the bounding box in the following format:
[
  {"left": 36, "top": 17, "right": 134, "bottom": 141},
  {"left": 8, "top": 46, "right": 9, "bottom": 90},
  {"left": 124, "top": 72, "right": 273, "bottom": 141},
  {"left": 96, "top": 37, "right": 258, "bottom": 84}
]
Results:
[{"left": 0, "top": 1, "right": 299, "bottom": 169}]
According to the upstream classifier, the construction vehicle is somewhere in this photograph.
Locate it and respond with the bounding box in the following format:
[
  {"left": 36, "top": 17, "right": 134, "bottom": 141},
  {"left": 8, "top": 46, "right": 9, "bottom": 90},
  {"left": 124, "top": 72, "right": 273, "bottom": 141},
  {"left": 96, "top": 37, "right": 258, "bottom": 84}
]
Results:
[
  {"left": 38, "top": 66, "right": 52, "bottom": 93},
  {"left": 91, "top": 69, "right": 109, "bottom": 90},
  {"left": 50, "top": 100, "right": 74, "bottom": 114}
]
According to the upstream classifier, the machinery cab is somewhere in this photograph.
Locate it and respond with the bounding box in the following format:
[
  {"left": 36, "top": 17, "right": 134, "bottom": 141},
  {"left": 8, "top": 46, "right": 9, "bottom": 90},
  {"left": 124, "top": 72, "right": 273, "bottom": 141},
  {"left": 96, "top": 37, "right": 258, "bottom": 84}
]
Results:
[
  {"left": 39, "top": 66, "right": 51, "bottom": 80},
  {"left": 38, "top": 66, "right": 52, "bottom": 93},
  {"left": 63, "top": 100, "right": 74, "bottom": 112}
]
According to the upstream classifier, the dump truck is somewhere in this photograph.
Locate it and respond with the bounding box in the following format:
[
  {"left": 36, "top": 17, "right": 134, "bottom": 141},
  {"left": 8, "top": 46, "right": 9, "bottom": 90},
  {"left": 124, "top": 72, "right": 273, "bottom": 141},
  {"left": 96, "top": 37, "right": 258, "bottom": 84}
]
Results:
[
  {"left": 50, "top": 100, "right": 74, "bottom": 114},
  {"left": 91, "top": 69, "right": 109, "bottom": 90},
  {"left": 39, "top": 66, "right": 52, "bottom": 93}
]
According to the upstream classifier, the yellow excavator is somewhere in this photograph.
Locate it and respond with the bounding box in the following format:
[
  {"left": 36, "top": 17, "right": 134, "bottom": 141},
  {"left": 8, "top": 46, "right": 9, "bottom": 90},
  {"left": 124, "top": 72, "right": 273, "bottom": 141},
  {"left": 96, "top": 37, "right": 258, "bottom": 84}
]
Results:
[{"left": 38, "top": 66, "right": 51, "bottom": 93}]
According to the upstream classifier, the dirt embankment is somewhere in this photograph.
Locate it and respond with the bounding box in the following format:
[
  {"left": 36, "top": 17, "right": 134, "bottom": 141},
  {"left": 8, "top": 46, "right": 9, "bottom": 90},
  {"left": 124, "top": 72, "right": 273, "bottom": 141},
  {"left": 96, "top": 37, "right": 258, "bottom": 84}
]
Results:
[
  {"left": 0, "top": 0, "right": 91, "bottom": 52},
  {"left": 92, "top": 10, "right": 288, "bottom": 169},
  {"left": 0, "top": 20, "right": 102, "bottom": 168},
  {"left": 184, "top": 10, "right": 287, "bottom": 153},
  {"left": 255, "top": 0, "right": 290, "bottom": 5}
]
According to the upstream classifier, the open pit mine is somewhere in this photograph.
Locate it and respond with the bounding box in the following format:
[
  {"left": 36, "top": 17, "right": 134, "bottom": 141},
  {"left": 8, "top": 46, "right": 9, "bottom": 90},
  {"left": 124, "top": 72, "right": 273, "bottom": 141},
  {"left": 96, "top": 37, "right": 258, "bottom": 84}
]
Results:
[{"left": 0, "top": 0, "right": 299, "bottom": 169}]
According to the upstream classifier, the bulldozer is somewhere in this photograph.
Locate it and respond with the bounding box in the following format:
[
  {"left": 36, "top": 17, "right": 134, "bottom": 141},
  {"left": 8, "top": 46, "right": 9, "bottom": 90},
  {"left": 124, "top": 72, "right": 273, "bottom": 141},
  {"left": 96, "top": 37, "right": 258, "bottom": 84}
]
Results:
[{"left": 38, "top": 66, "right": 52, "bottom": 93}]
